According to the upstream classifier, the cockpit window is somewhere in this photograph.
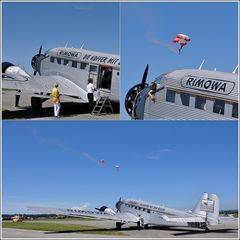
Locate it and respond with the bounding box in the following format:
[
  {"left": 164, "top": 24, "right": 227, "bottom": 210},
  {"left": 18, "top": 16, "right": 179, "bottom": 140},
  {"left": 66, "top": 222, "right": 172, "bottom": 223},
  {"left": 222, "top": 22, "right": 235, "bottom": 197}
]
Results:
[{"left": 154, "top": 74, "right": 166, "bottom": 90}]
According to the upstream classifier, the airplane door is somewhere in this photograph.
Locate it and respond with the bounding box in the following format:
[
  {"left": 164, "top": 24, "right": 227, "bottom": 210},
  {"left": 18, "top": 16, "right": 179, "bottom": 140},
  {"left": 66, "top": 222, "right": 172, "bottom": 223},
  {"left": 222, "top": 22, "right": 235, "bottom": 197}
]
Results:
[
  {"left": 89, "top": 64, "right": 99, "bottom": 86},
  {"left": 97, "top": 65, "right": 112, "bottom": 90}
]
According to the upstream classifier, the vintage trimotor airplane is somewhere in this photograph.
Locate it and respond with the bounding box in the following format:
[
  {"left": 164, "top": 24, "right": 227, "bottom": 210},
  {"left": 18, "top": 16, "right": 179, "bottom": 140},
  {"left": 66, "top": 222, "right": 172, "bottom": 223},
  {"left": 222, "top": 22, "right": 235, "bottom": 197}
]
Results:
[
  {"left": 28, "top": 192, "right": 234, "bottom": 231},
  {"left": 125, "top": 63, "right": 238, "bottom": 120},
  {"left": 2, "top": 46, "right": 120, "bottom": 109}
]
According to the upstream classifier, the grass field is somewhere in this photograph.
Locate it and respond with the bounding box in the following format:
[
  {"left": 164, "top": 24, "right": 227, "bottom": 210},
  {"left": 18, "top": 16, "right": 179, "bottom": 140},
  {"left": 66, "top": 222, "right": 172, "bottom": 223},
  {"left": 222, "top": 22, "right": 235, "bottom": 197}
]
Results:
[
  {"left": 30, "top": 217, "right": 96, "bottom": 221},
  {"left": 2, "top": 221, "right": 126, "bottom": 236}
]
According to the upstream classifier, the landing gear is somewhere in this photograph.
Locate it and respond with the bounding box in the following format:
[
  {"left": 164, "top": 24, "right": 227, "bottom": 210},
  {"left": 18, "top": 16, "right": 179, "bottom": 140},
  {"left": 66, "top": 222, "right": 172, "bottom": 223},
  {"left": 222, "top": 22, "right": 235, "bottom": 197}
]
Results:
[
  {"left": 144, "top": 224, "right": 149, "bottom": 229},
  {"left": 31, "top": 97, "right": 43, "bottom": 110},
  {"left": 200, "top": 222, "right": 209, "bottom": 232},
  {"left": 204, "top": 226, "right": 210, "bottom": 232},
  {"left": 116, "top": 222, "right": 123, "bottom": 230}
]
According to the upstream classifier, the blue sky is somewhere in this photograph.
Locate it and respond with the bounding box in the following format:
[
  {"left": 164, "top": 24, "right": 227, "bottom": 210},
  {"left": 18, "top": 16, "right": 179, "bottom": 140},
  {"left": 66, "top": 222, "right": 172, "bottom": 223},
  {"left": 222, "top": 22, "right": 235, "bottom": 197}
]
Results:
[
  {"left": 120, "top": 2, "right": 238, "bottom": 118},
  {"left": 2, "top": 2, "right": 119, "bottom": 73},
  {"left": 2, "top": 121, "right": 238, "bottom": 214}
]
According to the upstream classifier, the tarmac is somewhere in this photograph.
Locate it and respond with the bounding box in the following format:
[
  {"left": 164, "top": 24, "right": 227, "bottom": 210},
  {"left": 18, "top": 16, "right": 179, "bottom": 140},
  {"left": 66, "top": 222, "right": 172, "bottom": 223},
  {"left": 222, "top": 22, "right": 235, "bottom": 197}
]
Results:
[
  {"left": 2, "top": 219, "right": 239, "bottom": 239},
  {"left": 2, "top": 95, "right": 119, "bottom": 120}
]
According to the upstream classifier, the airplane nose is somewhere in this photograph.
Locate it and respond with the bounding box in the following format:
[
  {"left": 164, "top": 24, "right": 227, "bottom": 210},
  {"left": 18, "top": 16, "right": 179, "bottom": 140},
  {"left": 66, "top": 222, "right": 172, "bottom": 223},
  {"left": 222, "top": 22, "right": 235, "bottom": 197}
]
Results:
[
  {"left": 115, "top": 197, "right": 122, "bottom": 211},
  {"left": 31, "top": 45, "right": 44, "bottom": 75},
  {"left": 125, "top": 65, "right": 149, "bottom": 117}
]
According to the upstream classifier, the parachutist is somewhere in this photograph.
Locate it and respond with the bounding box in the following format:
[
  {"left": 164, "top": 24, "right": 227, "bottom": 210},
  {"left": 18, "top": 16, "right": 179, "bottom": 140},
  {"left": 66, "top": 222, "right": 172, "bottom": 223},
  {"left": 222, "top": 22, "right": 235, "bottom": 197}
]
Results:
[{"left": 172, "top": 34, "right": 190, "bottom": 54}]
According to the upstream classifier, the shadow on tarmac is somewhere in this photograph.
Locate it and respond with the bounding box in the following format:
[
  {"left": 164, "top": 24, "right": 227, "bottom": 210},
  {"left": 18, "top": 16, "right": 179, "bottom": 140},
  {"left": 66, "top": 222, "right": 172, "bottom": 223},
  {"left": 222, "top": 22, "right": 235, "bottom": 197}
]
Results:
[
  {"left": 2, "top": 102, "right": 119, "bottom": 119},
  {"left": 44, "top": 225, "right": 238, "bottom": 237}
]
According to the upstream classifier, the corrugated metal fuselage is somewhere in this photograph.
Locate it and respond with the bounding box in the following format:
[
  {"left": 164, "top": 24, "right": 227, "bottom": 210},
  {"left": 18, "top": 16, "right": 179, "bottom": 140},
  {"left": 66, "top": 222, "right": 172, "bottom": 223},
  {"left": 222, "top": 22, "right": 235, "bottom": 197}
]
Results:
[
  {"left": 39, "top": 47, "right": 120, "bottom": 102},
  {"left": 134, "top": 69, "right": 238, "bottom": 120}
]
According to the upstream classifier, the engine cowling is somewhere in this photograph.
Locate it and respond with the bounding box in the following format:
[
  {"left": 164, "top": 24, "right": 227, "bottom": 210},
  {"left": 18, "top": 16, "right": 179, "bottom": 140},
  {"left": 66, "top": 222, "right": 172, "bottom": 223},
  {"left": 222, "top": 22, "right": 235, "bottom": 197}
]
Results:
[
  {"left": 95, "top": 206, "right": 116, "bottom": 215},
  {"left": 2, "top": 62, "right": 14, "bottom": 73}
]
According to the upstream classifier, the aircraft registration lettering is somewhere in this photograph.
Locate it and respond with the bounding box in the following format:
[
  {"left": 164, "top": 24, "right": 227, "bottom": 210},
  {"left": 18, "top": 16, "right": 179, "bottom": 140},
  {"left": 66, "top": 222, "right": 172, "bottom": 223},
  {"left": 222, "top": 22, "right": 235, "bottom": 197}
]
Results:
[{"left": 181, "top": 76, "right": 235, "bottom": 95}]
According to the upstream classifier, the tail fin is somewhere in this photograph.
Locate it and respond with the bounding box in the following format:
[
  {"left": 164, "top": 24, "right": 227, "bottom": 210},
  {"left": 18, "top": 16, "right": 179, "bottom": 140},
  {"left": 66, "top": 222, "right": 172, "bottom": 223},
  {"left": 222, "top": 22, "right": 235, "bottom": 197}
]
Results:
[{"left": 193, "top": 192, "right": 219, "bottom": 225}]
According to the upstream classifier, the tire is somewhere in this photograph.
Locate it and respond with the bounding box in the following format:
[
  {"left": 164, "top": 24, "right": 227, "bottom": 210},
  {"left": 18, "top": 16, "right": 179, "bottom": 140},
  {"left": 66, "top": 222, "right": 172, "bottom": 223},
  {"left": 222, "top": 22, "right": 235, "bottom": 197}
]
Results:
[
  {"left": 31, "top": 97, "right": 43, "bottom": 110},
  {"left": 116, "top": 222, "right": 122, "bottom": 230}
]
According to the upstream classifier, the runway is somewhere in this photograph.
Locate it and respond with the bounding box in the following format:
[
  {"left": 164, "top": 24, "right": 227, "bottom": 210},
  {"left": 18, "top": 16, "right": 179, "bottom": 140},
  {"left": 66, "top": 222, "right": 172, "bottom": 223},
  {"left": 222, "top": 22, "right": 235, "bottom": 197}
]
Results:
[
  {"left": 2, "top": 95, "right": 119, "bottom": 120},
  {"left": 2, "top": 219, "right": 238, "bottom": 239}
]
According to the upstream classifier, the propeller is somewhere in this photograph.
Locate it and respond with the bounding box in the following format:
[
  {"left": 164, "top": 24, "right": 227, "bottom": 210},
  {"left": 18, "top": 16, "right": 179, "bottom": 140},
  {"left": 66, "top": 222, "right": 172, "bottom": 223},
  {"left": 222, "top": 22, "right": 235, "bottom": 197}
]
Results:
[
  {"left": 125, "top": 65, "right": 149, "bottom": 116},
  {"left": 115, "top": 197, "right": 122, "bottom": 212},
  {"left": 31, "top": 45, "right": 43, "bottom": 75}
]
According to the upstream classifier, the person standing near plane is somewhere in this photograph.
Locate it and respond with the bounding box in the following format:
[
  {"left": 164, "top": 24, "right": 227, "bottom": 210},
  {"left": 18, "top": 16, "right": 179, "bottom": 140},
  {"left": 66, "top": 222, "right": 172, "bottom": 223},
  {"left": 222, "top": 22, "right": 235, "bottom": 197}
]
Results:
[
  {"left": 137, "top": 215, "right": 142, "bottom": 230},
  {"left": 51, "top": 83, "right": 61, "bottom": 117},
  {"left": 87, "top": 78, "right": 96, "bottom": 113}
]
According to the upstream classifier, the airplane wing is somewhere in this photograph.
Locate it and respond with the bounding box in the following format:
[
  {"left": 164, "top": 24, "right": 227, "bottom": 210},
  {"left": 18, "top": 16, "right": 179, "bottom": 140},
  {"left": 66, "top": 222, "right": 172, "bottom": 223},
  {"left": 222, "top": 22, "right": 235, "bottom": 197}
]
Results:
[
  {"left": 28, "top": 206, "right": 138, "bottom": 223},
  {"left": 2, "top": 72, "right": 88, "bottom": 102},
  {"left": 162, "top": 215, "right": 205, "bottom": 223}
]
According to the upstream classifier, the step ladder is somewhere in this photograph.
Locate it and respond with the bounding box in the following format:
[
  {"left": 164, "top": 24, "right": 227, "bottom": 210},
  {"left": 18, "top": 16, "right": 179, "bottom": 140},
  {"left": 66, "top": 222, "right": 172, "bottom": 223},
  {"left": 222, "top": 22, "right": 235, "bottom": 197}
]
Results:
[{"left": 91, "top": 96, "right": 114, "bottom": 115}]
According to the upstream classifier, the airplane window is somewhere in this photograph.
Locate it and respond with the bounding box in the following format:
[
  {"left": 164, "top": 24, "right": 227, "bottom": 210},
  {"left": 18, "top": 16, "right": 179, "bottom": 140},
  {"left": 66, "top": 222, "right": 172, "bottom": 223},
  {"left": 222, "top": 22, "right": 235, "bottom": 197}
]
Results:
[
  {"left": 64, "top": 59, "right": 69, "bottom": 66},
  {"left": 50, "top": 57, "right": 55, "bottom": 63},
  {"left": 232, "top": 103, "right": 238, "bottom": 118},
  {"left": 180, "top": 92, "right": 190, "bottom": 106},
  {"left": 147, "top": 209, "right": 151, "bottom": 213},
  {"left": 117, "top": 72, "right": 120, "bottom": 75},
  {"left": 72, "top": 61, "right": 77, "bottom": 68},
  {"left": 80, "top": 62, "right": 87, "bottom": 69},
  {"left": 57, "top": 58, "right": 62, "bottom": 64},
  {"left": 154, "top": 74, "right": 166, "bottom": 89},
  {"left": 195, "top": 96, "right": 206, "bottom": 110},
  {"left": 213, "top": 99, "right": 225, "bottom": 115},
  {"left": 90, "top": 65, "right": 98, "bottom": 72},
  {"left": 166, "top": 89, "right": 175, "bottom": 103}
]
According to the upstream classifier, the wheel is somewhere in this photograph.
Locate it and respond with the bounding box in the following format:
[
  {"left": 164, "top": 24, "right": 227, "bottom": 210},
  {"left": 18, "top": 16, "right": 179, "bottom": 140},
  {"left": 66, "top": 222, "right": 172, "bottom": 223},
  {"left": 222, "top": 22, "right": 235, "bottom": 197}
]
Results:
[
  {"left": 116, "top": 222, "right": 122, "bottom": 230},
  {"left": 31, "top": 97, "right": 43, "bottom": 110},
  {"left": 144, "top": 224, "right": 148, "bottom": 229}
]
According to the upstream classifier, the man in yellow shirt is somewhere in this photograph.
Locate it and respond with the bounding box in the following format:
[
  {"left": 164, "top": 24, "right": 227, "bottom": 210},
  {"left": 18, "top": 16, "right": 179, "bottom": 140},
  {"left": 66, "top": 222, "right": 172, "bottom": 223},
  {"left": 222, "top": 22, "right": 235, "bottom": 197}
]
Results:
[{"left": 52, "top": 83, "right": 61, "bottom": 117}]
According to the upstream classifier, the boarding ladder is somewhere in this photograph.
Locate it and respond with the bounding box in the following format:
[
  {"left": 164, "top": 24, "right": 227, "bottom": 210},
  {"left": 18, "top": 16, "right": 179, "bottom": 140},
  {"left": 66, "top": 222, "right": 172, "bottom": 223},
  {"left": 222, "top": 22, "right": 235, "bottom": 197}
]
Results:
[{"left": 91, "top": 96, "right": 114, "bottom": 115}]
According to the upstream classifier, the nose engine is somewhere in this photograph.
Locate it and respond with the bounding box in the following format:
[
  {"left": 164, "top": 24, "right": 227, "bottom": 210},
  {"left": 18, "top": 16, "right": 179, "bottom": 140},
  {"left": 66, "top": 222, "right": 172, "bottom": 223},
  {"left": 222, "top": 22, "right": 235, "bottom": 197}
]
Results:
[
  {"left": 31, "top": 45, "right": 45, "bottom": 75},
  {"left": 125, "top": 65, "right": 149, "bottom": 117}
]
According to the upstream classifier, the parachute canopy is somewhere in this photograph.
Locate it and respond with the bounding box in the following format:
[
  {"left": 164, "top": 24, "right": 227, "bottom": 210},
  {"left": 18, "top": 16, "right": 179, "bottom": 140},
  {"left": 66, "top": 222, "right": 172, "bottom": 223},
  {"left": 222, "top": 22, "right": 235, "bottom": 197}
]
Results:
[
  {"left": 172, "top": 34, "right": 190, "bottom": 53},
  {"left": 99, "top": 159, "right": 106, "bottom": 165}
]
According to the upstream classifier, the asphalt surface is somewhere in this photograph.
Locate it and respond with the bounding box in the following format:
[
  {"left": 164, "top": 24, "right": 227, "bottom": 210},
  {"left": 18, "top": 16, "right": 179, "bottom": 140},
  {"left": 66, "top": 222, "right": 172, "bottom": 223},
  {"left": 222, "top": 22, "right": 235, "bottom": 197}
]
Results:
[
  {"left": 2, "top": 95, "right": 119, "bottom": 120},
  {"left": 2, "top": 219, "right": 238, "bottom": 239}
]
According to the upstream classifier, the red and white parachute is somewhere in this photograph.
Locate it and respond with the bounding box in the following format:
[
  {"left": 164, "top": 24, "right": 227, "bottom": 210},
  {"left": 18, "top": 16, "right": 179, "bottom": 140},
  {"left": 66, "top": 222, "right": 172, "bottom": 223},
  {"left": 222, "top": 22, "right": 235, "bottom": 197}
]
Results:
[
  {"left": 99, "top": 159, "right": 106, "bottom": 165},
  {"left": 172, "top": 34, "right": 190, "bottom": 54}
]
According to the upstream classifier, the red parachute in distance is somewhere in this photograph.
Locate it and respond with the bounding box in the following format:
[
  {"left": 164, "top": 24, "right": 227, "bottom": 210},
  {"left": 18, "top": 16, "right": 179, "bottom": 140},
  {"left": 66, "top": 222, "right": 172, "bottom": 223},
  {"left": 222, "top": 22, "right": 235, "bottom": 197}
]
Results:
[
  {"left": 99, "top": 159, "right": 106, "bottom": 165},
  {"left": 172, "top": 34, "right": 190, "bottom": 54}
]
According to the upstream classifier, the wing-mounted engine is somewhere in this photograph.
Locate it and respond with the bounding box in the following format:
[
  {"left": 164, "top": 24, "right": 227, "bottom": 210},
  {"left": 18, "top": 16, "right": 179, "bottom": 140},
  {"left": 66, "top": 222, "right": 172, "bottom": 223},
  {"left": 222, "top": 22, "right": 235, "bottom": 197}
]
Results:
[
  {"left": 95, "top": 206, "right": 116, "bottom": 215},
  {"left": 125, "top": 65, "right": 149, "bottom": 118},
  {"left": 2, "top": 62, "right": 30, "bottom": 81}
]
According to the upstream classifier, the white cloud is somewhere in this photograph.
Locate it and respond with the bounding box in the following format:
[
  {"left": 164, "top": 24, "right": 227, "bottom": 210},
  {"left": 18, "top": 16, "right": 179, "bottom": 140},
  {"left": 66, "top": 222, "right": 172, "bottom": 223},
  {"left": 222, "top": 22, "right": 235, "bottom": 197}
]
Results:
[
  {"left": 71, "top": 203, "right": 90, "bottom": 210},
  {"left": 145, "top": 148, "right": 172, "bottom": 160}
]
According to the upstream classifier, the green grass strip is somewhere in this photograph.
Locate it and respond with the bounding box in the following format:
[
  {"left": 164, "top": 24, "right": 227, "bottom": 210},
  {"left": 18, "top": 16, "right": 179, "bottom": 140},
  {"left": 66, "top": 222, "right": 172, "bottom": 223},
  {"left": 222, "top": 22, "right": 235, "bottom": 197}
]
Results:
[{"left": 2, "top": 221, "right": 126, "bottom": 236}]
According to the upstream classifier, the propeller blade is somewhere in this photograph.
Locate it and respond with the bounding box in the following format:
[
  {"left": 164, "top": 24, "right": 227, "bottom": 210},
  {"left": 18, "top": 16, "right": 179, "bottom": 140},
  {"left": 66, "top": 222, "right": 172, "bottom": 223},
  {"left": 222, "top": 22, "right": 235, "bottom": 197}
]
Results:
[
  {"left": 141, "top": 64, "right": 149, "bottom": 85},
  {"left": 38, "top": 45, "right": 42, "bottom": 56}
]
